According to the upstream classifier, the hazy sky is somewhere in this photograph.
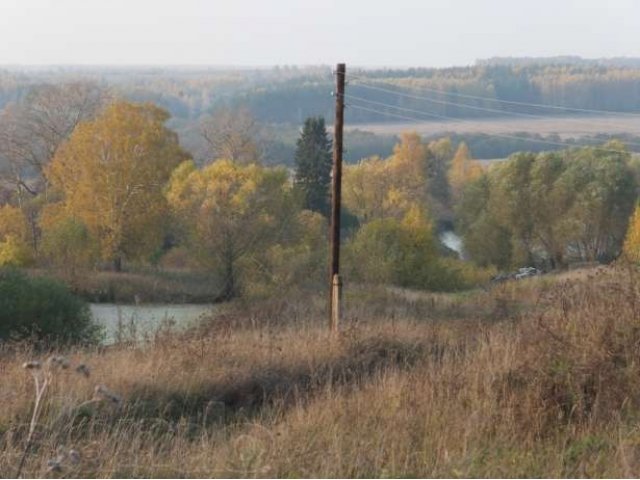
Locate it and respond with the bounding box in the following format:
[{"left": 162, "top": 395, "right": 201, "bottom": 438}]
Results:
[{"left": 0, "top": 0, "right": 638, "bottom": 67}]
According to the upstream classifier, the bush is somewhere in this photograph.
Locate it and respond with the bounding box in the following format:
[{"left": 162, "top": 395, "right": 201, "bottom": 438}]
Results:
[
  {"left": 495, "top": 266, "right": 640, "bottom": 434},
  {"left": 345, "top": 208, "right": 491, "bottom": 292},
  {"left": 0, "top": 269, "right": 101, "bottom": 345},
  {"left": 0, "top": 235, "right": 32, "bottom": 267},
  {"left": 40, "top": 213, "right": 97, "bottom": 277},
  {"left": 0, "top": 204, "right": 32, "bottom": 267}
]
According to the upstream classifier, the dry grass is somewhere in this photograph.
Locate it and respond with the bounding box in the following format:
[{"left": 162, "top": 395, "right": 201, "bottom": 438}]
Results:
[{"left": 2, "top": 264, "right": 640, "bottom": 477}]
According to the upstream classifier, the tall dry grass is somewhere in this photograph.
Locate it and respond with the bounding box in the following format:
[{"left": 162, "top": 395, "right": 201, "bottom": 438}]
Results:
[{"left": 1, "top": 265, "right": 640, "bottom": 477}]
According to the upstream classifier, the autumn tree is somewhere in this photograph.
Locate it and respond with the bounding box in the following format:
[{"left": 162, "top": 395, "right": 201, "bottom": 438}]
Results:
[
  {"left": 455, "top": 173, "right": 513, "bottom": 269},
  {"left": 45, "top": 101, "right": 188, "bottom": 271},
  {"left": 488, "top": 152, "right": 538, "bottom": 265},
  {"left": 344, "top": 132, "right": 430, "bottom": 223},
  {"left": 343, "top": 156, "right": 392, "bottom": 223},
  {"left": 560, "top": 146, "right": 636, "bottom": 261},
  {"left": 166, "top": 159, "right": 295, "bottom": 299},
  {"left": 448, "top": 142, "right": 483, "bottom": 201},
  {"left": 39, "top": 203, "right": 97, "bottom": 280},
  {"left": 427, "top": 137, "right": 454, "bottom": 204},
  {"left": 200, "top": 106, "right": 260, "bottom": 165},
  {"left": 0, "top": 82, "right": 106, "bottom": 258},
  {"left": 0, "top": 82, "right": 105, "bottom": 198},
  {"left": 623, "top": 204, "right": 640, "bottom": 262},
  {"left": 528, "top": 152, "right": 572, "bottom": 268},
  {"left": 294, "top": 116, "right": 333, "bottom": 216},
  {"left": 457, "top": 145, "right": 636, "bottom": 269},
  {"left": 0, "top": 204, "right": 31, "bottom": 266}
]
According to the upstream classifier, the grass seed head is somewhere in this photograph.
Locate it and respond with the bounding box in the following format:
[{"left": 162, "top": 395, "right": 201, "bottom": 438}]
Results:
[
  {"left": 94, "top": 384, "right": 122, "bottom": 405},
  {"left": 68, "top": 449, "right": 81, "bottom": 465},
  {"left": 47, "top": 355, "right": 70, "bottom": 370},
  {"left": 47, "top": 458, "right": 62, "bottom": 473},
  {"left": 75, "top": 364, "right": 91, "bottom": 378},
  {"left": 22, "top": 361, "right": 41, "bottom": 370}
]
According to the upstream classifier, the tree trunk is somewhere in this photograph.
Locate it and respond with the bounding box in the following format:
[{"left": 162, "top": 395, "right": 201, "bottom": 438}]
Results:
[{"left": 220, "top": 254, "right": 236, "bottom": 300}]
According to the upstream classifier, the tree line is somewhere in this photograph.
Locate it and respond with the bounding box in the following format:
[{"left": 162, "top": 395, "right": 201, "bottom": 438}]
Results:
[
  {"left": 0, "top": 88, "right": 495, "bottom": 297},
  {"left": 4, "top": 61, "right": 640, "bottom": 125},
  {"left": 1, "top": 84, "right": 639, "bottom": 299},
  {"left": 456, "top": 143, "right": 638, "bottom": 269}
]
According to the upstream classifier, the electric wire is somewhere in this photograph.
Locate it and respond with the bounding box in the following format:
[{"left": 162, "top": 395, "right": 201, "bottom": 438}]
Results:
[
  {"left": 347, "top": 72, "right": 640, "bottom": 117},
  {"left": 346, "top": 102, "right": 636, "bottom": 155},
  {"left": 346, "top": 77, "right": 640, "bottom": 145}
]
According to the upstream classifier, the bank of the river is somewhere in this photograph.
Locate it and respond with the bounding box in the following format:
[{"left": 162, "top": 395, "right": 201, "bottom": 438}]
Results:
[{"left": 28, "top": 268, "right": 221, "bottom": 304}]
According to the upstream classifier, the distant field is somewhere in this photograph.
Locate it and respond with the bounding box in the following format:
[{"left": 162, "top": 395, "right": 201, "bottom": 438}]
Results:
[{"left": 344, "top": 115, "right": 640, "bottom": 138}]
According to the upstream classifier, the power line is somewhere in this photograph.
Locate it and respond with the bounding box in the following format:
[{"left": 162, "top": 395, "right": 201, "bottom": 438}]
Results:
[
  {"left": 351, "top": 81, "right": 640, "bottom": 139},
  {"left": 351, "top": 83, "right": 543, "bottom": 119},
  {"left": 347, "top": 78, "right": 640, "bottom": 146},
  {"left": 347, "top": 72, "right": 640, "bottom": 117},
  {"left": 346, "top": 102, "right": 635, "bottom": 155},
  {"left": 347, "top": 93, "right": 450, "bottom": 121},
  {"left": 345, "top": 90, "right": 640, "bottom": 150},
  {"left": 346, "top": 93, "right": 639, "bottom": 150}
]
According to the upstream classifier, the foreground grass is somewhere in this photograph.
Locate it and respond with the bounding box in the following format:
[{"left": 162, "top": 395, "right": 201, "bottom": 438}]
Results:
[{"left": 2, "top": 265, "right": 640, "bottom": 477}]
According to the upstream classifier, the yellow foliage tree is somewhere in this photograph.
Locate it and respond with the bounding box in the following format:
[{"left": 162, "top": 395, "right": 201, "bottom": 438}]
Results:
[
  {"left": 345, "top": 203, "right": 441, "bottom": 287},
  {"left": 448, "top": 142, "right": 483, "bottom": 200},
  {"left": 0, "top": 204, "right": 31, "bottom": 266},
  {"left": 166, "top": 159, "right": 294, "bottom": 299},
  {"left": 343, "top": 156, "right": 393, "bottom": 222},
  {"left": 623, "top": 204, "right": 640, "bottom": 262},
  {"left": 344, "top": 132, "right": 430, "bottom": 222},
  {"left": 39, "top": 203, "right": 97, "bottom": 278},
  {"left": 45, "top": 101, "right": 189, "bottom": 270}
]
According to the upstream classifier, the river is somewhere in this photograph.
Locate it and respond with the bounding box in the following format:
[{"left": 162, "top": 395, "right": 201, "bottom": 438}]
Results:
[
  {"left": 91, "top": 232, "right": 463, "bottom": 344},
  {"left": 439, "top": 230, "right": 464, "bottom": 258},
  {"left": 90, "top": 303, "right": 215, "bottom": 344}
]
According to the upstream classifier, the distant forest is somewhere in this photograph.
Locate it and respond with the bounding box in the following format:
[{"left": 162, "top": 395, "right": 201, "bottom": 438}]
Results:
[{"left": 1, "top": 57, "right": 640, "bottom": 163}]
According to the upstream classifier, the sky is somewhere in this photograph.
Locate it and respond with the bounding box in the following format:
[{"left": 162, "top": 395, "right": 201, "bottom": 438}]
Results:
[{"left": 0, "top": 0, "right": 638, "bottom": 67}]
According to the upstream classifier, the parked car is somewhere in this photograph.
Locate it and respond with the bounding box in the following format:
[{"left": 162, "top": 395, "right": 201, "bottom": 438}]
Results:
[
  {"left": 491, "top": 267, "right": 542, "bottom": 284},
  {"left": 515, "top": 267, "right": 541, "bottom": 280}
]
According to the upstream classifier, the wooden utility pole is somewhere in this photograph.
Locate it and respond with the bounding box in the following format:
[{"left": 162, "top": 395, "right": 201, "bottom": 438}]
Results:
[{"left": 329, "top": 63, "right": 345, "bottom": 333}]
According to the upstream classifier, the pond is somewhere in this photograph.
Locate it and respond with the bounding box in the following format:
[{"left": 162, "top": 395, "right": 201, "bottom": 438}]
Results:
[{"left": 90, "top": 303, "right": 215, "bottom": 344}]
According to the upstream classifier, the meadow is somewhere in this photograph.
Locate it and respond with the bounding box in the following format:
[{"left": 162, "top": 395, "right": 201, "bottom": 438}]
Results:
[
  {"left": 2, "top": 264, "right": 640, "bottom": 478},
  {"left": 346, "top": 114, "right": 640, "bottom": 139}
]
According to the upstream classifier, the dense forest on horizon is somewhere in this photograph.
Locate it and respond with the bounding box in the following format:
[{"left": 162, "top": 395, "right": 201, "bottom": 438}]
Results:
[
  {"left": 2, "top": 56, "right": 640, "bottom": 165},
  {"left": 3, "top": 56, "right": 640, "bottom": 121}
]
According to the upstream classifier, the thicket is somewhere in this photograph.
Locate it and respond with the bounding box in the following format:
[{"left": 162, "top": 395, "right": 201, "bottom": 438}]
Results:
[
  {"left": 0, "top": 269, "right": 100, "bottom": 344},
  {"left": 457, "top": 143, "right": 637, "bottom": 270},
  {"left": 342, "top": 133, "right": 493, "bottom": 290}
]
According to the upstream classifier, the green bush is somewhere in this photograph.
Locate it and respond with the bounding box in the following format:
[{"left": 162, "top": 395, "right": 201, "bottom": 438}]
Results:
[
  {"left": 0, "top": 269, "right": 101, "bottom": 344},
  {"left": 345, "top": 213, "right": 494, "bottom": 292}
]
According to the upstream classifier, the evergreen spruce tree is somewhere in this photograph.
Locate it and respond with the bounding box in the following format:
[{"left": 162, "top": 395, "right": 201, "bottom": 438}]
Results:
[{"left": 294, "top": 117, "right": 333, "bottom": 216}]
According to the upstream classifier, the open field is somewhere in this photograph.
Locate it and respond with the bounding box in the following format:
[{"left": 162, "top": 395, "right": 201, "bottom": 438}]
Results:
[
  {"left": 345, "top": 115, "right": 640, "bottom": 138},
  {"left": 3, "top": 264, "right": 640, "bottom": 477}
]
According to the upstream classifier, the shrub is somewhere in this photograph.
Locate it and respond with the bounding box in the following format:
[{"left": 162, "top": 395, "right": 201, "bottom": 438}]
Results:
[
  {"left": 0, "top": 205, "right": 32, "bottom": 267},
  {"left": 40, "top": 213, "right": 98, "bottom": 279},
  {"left": 345, "top": 208, "right": 438, "bottom": 287},
  {"left": 623, "top": 204, "right": 640, "bottom": 262},
  {"left": 0, "top": 269, "right": 101, "bottom": 345},
  {"left": 494, "top": 266, "right": 640, "bottom": 435},
  {"left": 345, "top": 207, "right": 491, "bottom": 291},
  {"left": 0, "top": 235, "right": 32, "bottom": 267}
]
